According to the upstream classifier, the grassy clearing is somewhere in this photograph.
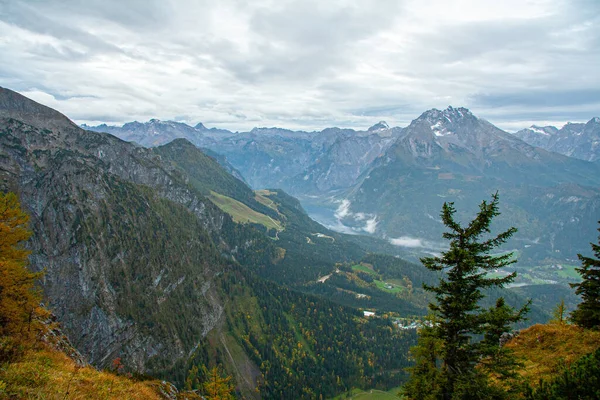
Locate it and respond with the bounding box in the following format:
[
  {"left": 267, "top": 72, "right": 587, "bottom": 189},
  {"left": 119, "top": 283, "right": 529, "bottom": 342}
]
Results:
[
  {"left": 386, "top": 278, "right": 408, "bottom": 286},
  {"left": 556, "top": 264, "right": 580, "bottom": 279},
  {"left": 209, "top": 191, "right": 282, "bottom": 231},
  {"left": 331, "top": 386, "right": 403, "bottom": 399},
  {"left": 506, "top": 323, "right": 600, "bottom": 387},
  {"left": 254, "top": 190, "right": 279, "bottom": 211},
  {"left": 374, "top": 280, "right": 404, "bottom": 294},
  {"left": 0, "top": 345, "right": 177, "bottom": 399},
  {"left": 350, "top": 265, "right": 405, "bottom": 294},
  {"left": 283, "top": 312, "right": 316, "bottom": 358},
  {"left": 351, "top": 264, "right": 378, "bottom": 277}
]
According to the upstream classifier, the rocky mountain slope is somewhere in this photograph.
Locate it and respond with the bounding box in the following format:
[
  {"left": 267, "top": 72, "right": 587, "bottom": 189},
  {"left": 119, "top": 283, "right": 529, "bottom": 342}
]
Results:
[
  {"left": 288, "top": 124, "right": 401, "bottom": 195},
  {"left": 342, "top": 107, "right": 600, "bottom": 264},
  {"left": 85, "top": 120, "right": 403, "bottom": 194},
  {"left": 513, "top": 117, "right": 600, "bottom": 162},
  {"left": 0, "top": 87, "right": 243, "bottom": 376}
]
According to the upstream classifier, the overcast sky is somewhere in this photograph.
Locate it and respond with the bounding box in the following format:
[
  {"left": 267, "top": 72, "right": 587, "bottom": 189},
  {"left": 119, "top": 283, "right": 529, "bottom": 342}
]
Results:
[{"left": 1, "top": 0, "right": 599, "bottom": 131}]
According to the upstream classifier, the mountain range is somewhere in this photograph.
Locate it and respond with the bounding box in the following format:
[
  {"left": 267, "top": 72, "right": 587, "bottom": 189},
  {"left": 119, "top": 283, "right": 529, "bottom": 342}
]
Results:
[
  {"left": 344, "top": 106, "right": 600, "bottom": 264},
  {"left": 85, "top": 107, "right": 600, "bottom": 265},
  {"left": 3, "top": 85, "right": 593, "bottom": 397},
  {"left": 83, "top": 119, "right": 403, "bottom": 195},
  {"left": 513, "top": 117, "right": 600, "bottom": 162}
]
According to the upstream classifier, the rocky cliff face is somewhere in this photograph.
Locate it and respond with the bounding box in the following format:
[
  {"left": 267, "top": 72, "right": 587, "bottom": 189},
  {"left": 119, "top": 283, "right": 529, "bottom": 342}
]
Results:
[
  {"left": 289, "top": 124, "right": 401, "bottom": 194},
  {"left": 0, "top": 87, "right": 239, "bottom": 375}
]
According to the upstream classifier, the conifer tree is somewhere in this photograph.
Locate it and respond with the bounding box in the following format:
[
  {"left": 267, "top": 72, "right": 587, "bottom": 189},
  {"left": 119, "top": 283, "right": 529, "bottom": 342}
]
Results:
[
  {"left": 404, "top": 193, "right": 528, "bottom": 400},
  {"left": 551, "top": 299, "right": 567, "bottom": 325},
  {"left": 201, "top": 365, "right": 235, "bottom": 400},
  {"left": 0, "top": 192, "right": 43, "bottom": 338},
  {"left": 478, "top": 297, "right": 528, "bottom": 394},
  {"left": 570, "top": 222, "right": 600, "bottom": 329},
  {"left": 402, "top": 315, "right": 444, "bottom": 400}
]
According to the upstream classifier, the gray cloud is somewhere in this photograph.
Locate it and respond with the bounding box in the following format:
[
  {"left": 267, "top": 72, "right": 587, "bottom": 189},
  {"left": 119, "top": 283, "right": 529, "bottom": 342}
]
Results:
[
  {"left": 0, "top": 0, "right": 598, "bottom": 131},
  {"left": 474, "top": 89, "right": 600, "bottom": 108}
]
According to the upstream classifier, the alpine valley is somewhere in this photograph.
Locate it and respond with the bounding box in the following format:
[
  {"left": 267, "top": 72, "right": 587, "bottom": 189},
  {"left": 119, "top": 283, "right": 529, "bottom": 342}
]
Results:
[
  {"left": 86, "top": 107, "right": 600, "bottom": 270},
  {"left": 0, "top": 86, "right": 596, "bottom": 398}
]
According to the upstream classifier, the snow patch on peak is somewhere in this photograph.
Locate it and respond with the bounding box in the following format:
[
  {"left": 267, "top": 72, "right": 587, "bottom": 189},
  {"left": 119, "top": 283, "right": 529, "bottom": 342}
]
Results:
[
  {"left": 368, "top": 121, "right": 390, "bottom": 131},
  {"left": 430, "top": 120, "right": 454, "bottom": 136},
  {"left": 429, "top": 120, "right": 455, "bottom": 137},
  {"left": 591, "top": 117, "right": 600, "bottom": 124}
]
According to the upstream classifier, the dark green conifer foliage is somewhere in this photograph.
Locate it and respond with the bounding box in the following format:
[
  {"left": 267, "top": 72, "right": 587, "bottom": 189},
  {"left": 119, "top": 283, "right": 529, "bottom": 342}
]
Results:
[
  {"left": 570, "top": 222, "right": 600, "bottom": 329},
  {"left": 402, "top": 314, "right": 445, "bottom": 400},
  {"left": 478, "top": 297, "right": 529, "bottom": 397},
  {"left": 404, "top": 193, "right": 529, "bottom": 400}
]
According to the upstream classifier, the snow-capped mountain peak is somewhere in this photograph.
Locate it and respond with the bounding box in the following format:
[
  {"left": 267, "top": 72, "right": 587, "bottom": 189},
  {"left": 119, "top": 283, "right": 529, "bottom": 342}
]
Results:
[
  {"left": 418, "top": 106, "right": 475, "bottom": 137},
  {"left": 368, "top": 121, "right": 390, "bottom": 132}
]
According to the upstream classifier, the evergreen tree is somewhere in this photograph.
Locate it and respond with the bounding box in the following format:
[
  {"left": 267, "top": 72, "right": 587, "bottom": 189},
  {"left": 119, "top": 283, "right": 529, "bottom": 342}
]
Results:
[
  {"left": 404, "top": 193, "right": 528, "bottom": 400},
  {"left": 570, "top": 222, "right": 600, "bottom": 329},
  {"left": 403, "top": 315, "right": 445, "bottom": 400},
  {"left": 477, "top": 297, "right": 529, "bottom": 397}
]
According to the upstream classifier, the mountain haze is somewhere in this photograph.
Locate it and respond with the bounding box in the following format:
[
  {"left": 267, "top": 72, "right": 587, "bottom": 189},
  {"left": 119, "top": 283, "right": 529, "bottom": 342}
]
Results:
[
  {"left": 342, "top": 107, "right": 600, "bottom": 263},
  {"left": 85, "top": 106, "right": 600, "bottom": 265},
  {"left": 513, "top": 117, "right": 600, "bottom": 162},
  {"left": 85, "top": 119, "right": 403, "bottom": 194}
]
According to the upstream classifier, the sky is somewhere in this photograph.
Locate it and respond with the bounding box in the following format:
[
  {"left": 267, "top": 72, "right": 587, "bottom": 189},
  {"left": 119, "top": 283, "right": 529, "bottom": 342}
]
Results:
[{"left": 1, "top": 0, "right": 599, "bottom": 132}]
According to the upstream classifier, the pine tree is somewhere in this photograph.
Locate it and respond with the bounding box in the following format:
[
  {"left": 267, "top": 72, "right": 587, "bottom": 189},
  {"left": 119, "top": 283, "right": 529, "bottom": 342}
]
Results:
[
  {"left": 570, "top": 222, "right": 600, "bottom": 329},
  {"left": 478, "top": 297, "right": 529, "bottom": 396},
  {"left": 403, "top": 314, "right": 445, "bottom": 400},
  {"left": 404, "top": 193, "right": 528, "bottom": 400}
]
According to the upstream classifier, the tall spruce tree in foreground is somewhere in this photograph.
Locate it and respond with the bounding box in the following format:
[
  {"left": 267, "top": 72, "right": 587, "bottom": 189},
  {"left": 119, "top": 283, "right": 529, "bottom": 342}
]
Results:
[
  {"left": 570, "top": 222, "right": 600, "bottom": 329},
  {"left": 404, "top": 193, "right": 529, "bottom": 400}
]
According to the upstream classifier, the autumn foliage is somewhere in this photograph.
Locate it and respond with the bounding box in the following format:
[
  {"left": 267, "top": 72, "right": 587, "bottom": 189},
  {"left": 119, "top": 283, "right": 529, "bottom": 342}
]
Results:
[{"left": 0, "top": 192, "right": 44, "bottom": 355}]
